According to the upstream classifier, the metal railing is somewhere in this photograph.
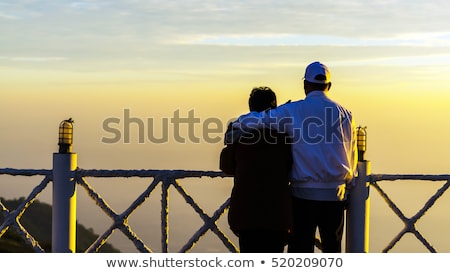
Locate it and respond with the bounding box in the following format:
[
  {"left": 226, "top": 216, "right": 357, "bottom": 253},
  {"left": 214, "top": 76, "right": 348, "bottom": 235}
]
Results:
[
  {"left": 0, "top": 167, "right": 237, "bottom": 253},
  {"left": 76, "top": 169, "right": 236, "bottom": 253},
  {"left": 369, "top": 174, "right": 450, "bottom": 253},
  {"left": 1, "top": 166, "right": 450, "bottom": 253},
  {"left": 0, "top": 169, "right": 51, "bottom": 253}
]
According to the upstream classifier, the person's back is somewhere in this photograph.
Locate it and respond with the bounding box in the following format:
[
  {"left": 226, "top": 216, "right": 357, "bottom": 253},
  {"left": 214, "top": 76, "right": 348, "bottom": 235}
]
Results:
[
  {"left": 220, "top": 87, "right": 292, "bottom": 253},
  {"left": 276, "top": 91, "right": 355, "bottom": 190},
  {"left": 230, "top": 62, "right": 358, "bottom": 253}
]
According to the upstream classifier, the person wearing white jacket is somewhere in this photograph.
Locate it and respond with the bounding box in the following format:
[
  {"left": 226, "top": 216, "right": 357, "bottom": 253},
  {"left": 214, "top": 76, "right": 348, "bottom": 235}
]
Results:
[{"left": 231, "top": 61, "right": 358, "bottom": 252}]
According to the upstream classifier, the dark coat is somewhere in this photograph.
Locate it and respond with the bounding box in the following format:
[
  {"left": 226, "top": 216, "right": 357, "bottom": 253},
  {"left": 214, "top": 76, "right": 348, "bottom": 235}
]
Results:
[{"left": 220, "top": 127, "right": 293, "bottom": 236}]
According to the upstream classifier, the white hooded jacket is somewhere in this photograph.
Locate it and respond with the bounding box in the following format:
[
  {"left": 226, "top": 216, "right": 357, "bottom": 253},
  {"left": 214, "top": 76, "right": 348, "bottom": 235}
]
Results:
[{"left": 233, "top": 91, "right": 358, "bottom": 195}]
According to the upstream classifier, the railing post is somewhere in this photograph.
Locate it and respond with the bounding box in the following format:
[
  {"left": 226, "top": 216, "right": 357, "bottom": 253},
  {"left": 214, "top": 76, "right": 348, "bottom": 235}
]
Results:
[
  {"left": 52, "top": 118, "right": 77, "bottom": 253},
  {"left": 161, "top": 176, "right": 170, "bottom": 253},
  {"left": 346, "top": 126, "right": 370, "bottom": 253}
]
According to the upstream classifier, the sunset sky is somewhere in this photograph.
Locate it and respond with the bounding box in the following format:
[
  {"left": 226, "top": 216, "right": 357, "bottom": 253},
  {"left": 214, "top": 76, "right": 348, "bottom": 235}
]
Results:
[{"left": 1, "top": 1, "right": 450, "bottom": 252}]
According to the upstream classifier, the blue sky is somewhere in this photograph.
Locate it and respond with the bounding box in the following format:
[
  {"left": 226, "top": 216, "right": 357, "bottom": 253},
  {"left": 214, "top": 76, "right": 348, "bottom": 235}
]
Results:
[{"left": 2, "top": 0, "right": 450, "bottom": 69}]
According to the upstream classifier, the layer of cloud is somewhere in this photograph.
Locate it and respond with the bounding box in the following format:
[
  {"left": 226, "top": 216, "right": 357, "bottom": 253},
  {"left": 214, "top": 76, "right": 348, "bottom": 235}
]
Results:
[
  {"left": 0, "top": 56, "right": 67, "bottom": 62},
  {"left": 179, "top": 32, "right": 450, "bottom": 47},
  {"left": 2, "top": 1, "right": 450, "bottom": 41},
  {"left": 1, "top": 0, "right": 450, "bottom": 72}
]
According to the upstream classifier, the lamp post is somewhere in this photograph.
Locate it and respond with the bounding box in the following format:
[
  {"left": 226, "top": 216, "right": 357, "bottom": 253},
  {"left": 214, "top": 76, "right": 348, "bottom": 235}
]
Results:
[
  {"left": 52, "top": 118, "right": 77, "bottom": 253},
  {"left": 346, "top": 126, "right": 371, "bottom": 253}
]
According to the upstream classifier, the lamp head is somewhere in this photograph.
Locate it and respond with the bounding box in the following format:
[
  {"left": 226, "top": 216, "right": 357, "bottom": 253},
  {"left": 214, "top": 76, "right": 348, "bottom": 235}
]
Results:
[
  {"left": 357, "top": 126, "right": 367, "bottom": 161},
  {"left": 58, "top": 118, "right": 74, "bottom": 153}
]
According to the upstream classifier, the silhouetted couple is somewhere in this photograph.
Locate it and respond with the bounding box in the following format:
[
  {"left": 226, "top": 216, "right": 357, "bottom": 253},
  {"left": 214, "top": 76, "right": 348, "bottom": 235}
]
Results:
[{"left": 220, "top": 62, "right": 358, "bottom": 253}]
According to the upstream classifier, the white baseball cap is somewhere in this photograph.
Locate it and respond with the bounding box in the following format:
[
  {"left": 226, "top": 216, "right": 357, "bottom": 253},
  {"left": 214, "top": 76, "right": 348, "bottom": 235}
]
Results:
[{"left": 303, "top": 61, "right": 331, "bottom": 84}]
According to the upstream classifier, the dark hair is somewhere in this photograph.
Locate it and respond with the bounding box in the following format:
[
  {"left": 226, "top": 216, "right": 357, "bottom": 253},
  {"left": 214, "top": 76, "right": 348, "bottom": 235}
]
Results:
[
  {"left": 304, "top": 80, "right": 330, "bottom": 92},
  {"left": 248, "top": 86, "right": 277, "bottom": 112}
]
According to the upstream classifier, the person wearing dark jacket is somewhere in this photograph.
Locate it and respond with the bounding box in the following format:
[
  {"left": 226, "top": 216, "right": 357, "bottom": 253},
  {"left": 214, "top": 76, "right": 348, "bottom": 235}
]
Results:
[{"left": 220, "top": 86, "right": 293, "bottom": 253}]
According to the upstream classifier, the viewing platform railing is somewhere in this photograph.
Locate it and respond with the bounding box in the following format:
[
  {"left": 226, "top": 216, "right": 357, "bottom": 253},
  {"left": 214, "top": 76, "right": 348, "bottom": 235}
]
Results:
[
  {"left": 1, "top": 122, "right": 449, "bottom": 253},
  {"left": 1, "top": 166, "right": 449, "bottom": 253}
]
